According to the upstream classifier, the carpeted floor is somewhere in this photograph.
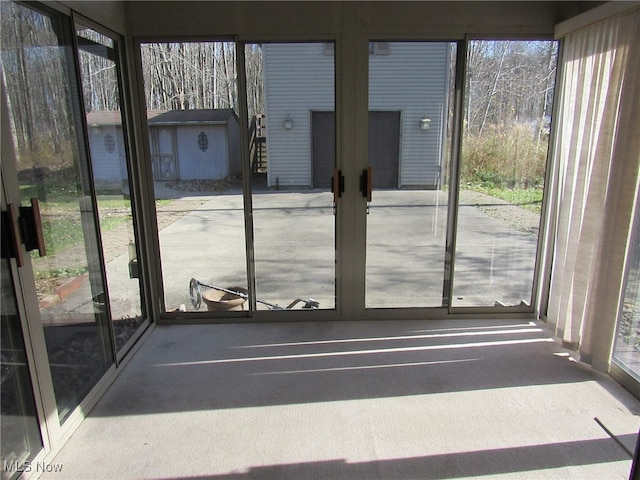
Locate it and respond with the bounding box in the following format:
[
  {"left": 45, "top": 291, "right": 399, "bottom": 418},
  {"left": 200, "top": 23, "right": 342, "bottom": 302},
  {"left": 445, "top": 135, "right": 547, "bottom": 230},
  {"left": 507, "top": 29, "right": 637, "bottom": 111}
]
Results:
[{"left": 43, "top": 319, "right": 640, "bottom": 479}]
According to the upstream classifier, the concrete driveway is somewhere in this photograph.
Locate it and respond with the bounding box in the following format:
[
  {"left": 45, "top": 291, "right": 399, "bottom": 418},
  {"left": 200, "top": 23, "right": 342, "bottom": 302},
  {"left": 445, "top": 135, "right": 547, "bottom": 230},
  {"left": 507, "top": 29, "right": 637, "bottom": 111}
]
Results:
[{"left": 156, "top": 187, "right": 540, "bottom": 311}]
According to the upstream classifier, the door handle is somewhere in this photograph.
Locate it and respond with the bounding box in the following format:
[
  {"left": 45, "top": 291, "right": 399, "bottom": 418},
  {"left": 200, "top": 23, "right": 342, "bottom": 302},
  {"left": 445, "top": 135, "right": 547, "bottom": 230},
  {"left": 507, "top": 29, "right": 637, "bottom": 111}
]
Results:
[
  {"left": 1, "top": 203, "right": 25, "bottom": 267},
  {"left": 331, "top": 167, "right": 344, "bottom": 204},
  {"left": 331, "top": 167, "right": 345, "bottom": 215},
  {"left": 19, "top": 198, "right": 46, "bottom": 257},
  {"left": 360, "top": 166, "right": 372, "bottom": 202}
]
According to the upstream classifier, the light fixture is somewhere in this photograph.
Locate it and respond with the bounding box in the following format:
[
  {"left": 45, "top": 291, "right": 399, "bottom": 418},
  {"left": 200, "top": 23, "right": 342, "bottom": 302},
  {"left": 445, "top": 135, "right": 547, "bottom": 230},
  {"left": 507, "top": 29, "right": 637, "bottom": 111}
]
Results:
[
  {"left": 420, "top": 116, "right": 431, "bottom": 131},
  {"left": 283, "top": 114, "right": 293, "bottom": 130}
]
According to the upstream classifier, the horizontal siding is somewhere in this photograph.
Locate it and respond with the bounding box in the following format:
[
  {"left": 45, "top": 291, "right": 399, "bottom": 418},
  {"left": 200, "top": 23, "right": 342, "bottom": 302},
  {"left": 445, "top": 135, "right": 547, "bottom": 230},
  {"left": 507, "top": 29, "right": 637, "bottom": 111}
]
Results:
[
  {"left": 263, "top": 43, "right": 335, "bottom": 187},
  {"left": 369, "top": 43, "right": 450, "bottom": 188},
  {"left": 264, "top": 42, "right": 450, "bottom": 188}
]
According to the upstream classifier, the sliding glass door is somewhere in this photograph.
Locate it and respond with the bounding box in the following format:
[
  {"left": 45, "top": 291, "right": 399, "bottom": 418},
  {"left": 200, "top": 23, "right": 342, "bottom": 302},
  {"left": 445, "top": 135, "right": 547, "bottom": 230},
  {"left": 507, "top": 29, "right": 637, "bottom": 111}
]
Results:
[
  {"left": 75, "top": 22, "right": 147, "bottom": 353},
  {"left": 139, "top": 40, "right": 248, "bottom": 313},
  {"left": 139, "top": 41, "right": 336, "bottom": 315},
  {"left": 136, "top": 35, "right": 558, "bottom": 318},
  {"left": 452, "top": 40, "right": 557, "bottom": 309},
  {"left": 249, "top": 42, "right": 336, "bottom": 311},
  {"left": 141, "top": 36, "right": 557, "bottom": 317},
  {"left": 1, "top": 2, "right": 146, "bottom": 469},
  {"left": 365, "top": 42, "right": 455, "bottom": 309},
  {"left": 363, "top": 39, "right": 557, "bottom": 313},
  {"left": 2, "top": 1, "right": 114, "bottom": 425}
]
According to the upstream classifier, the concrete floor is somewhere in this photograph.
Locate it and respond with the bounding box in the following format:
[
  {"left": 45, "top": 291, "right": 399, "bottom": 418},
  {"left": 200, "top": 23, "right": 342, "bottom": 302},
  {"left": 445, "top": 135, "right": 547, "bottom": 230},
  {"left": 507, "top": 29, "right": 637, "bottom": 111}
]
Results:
[{"left": 43, "top": 319, "right": 640, "bottom": 479}]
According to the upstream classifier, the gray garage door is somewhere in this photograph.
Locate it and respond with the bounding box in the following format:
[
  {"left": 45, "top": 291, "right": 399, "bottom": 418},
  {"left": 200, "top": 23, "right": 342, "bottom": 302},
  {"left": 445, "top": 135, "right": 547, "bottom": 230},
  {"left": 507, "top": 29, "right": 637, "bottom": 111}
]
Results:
[
  {"left": 368, "top": 111, "right": 400, "bottom": 188},
  {"left": 312, "top": 111, "right": 336, "bottom": 189},
  {"left": 312, "top": 111, "right": 400, "bottom": 189}
]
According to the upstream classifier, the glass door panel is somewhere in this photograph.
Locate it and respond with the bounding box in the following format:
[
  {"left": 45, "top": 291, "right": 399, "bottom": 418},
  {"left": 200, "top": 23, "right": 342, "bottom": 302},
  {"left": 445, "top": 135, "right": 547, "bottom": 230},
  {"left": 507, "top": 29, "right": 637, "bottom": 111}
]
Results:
[
  {"left": 1, "top": 258, "right": 43, "bottom": 480},
  {"left": 250, "top": 42, "right": 335, "bottom": 310},
  {"left": 365, "top": 42, "right": 456, "bottom": 308},
  {"left": 140, "top": 41, "right": 247, "bottom": 312},
  {"left": 1, "top": 2, "right": 113, "bottom": 423},
  {"left": 76, "top": 25, "right": 146, "bottom": 351},
  {"left": 452, "top": 40, "right": 557, "bottom": 308}
]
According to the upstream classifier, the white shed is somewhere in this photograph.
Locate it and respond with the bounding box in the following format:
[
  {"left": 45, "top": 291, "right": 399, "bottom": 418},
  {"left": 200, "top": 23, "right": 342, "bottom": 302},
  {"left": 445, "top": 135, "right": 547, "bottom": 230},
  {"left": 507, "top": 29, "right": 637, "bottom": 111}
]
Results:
[
  {"left": 86, "top": 111, "right": 128, "bottom": 189},
  {"left": 87, "top": 109, "right": 241, "bottom": 186},
  {"left": 147, "top": 109, "right": 241, "bottom": 181},
  {"left": 262, "top": 42, "right": 451, "bottom": 189}
]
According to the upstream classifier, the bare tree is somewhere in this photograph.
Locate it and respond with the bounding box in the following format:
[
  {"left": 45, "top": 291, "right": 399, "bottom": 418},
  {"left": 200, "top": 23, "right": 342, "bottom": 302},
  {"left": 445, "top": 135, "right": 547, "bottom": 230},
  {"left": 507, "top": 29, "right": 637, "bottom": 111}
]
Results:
[
  {"left": 1, "top": 1, "right": 77, "bottom": 170},
  {"left": 466, "top": 40, "right": 558, "bottom": 134},
  {"left": 141, "top": 41, "right": 250, "bottom": 114}
]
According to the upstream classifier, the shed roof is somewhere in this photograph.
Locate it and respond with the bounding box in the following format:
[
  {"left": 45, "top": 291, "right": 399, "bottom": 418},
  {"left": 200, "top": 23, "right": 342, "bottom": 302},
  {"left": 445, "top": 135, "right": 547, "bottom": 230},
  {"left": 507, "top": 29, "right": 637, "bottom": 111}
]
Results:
[
  {"left": 86, "top": 109, "right": 239, "bottom": 126},
  {"left": 149, "top": 109, "right": 238, "bottom": 125},
  {"left": 87, "top": 111, "right": 123, "bottom": 126}
]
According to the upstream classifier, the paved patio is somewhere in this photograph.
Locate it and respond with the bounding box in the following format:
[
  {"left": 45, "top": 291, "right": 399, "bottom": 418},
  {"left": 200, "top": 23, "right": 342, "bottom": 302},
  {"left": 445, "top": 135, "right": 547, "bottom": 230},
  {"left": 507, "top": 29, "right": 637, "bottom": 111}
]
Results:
[{"left": 155, "top": 186, "right": 540, "bottom": 311}]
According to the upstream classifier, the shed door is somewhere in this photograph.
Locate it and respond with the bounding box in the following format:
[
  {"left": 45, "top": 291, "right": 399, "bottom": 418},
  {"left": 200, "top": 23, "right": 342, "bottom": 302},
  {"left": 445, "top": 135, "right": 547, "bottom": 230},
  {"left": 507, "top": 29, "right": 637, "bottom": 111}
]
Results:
[
  {"left": 312, "top": 111, "right": 400, "bottom": 189},
  {"left": 155, "top": 127, "right": 179, "bottom": 181}
]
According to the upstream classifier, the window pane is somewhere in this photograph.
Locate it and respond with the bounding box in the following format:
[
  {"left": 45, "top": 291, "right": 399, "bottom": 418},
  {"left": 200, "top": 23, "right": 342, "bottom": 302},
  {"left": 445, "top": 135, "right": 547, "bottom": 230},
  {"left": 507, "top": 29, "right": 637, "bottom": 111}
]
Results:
[
  {"left": 366, "top": 42, "right": 456, "bottom": 308},
  {"left": 250, "top": 42, "right": 335, "bottom": 310},
  {"left": 453, "top": 40, "right": 557, "bottom": 308},
  {"left": 77, "top": 25, "right": 146, "bottom": 351},
  {"left": 140, "top": 41, "right": 246, "bottom": 312}
]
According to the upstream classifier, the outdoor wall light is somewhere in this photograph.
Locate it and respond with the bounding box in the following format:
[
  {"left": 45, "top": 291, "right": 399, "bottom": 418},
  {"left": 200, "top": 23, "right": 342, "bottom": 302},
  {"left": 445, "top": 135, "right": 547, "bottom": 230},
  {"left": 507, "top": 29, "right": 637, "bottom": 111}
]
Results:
[
  {"left": 283, "top": 114, "right": 293, "bottom": 130},
  {"left": 420, "top": 117, "right": 431, "bottom": 130}
]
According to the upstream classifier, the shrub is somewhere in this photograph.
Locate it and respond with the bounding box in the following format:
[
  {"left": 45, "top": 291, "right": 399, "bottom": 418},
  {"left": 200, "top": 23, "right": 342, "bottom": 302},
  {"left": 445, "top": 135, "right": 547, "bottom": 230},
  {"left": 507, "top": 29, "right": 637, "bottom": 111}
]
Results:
[{"left": 461, "top": 123, "right": 548, "bottom": 189}]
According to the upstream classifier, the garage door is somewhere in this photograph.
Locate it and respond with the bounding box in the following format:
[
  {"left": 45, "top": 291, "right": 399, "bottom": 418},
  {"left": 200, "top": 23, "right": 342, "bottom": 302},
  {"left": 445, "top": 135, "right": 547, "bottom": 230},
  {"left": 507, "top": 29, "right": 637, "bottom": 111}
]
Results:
[
  {"left": 368, "top": 111, "right": 400, "bottom": 188},
  {"left": 312, "top": 111, "right": 400, "bottom": 189},
  {"left": 312, "top": 112, "right": 335, "bottom": 189}
]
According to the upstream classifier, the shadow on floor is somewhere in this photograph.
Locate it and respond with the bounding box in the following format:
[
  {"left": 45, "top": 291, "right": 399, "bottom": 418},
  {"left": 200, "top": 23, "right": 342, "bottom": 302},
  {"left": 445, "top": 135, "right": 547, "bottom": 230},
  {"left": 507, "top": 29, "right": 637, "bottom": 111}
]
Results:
[
  {"left": 151, "top": 435, "right": 637, "bottom": 480},
  {"left": 91, "top": 319, "right": 639, "bottom": 416}
]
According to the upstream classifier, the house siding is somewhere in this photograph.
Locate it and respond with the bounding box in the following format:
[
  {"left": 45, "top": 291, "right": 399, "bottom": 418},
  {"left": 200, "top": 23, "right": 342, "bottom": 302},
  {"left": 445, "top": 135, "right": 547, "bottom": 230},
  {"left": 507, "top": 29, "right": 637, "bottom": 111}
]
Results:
[
  {"left": 369, "top": 42, "right": 450, "bottom": 188},
  {"left": 263, "top": 42, "right": 450, "bottom": 188},
  {"left": 263, "top": 43, "right": 335, "bottom": 188}
]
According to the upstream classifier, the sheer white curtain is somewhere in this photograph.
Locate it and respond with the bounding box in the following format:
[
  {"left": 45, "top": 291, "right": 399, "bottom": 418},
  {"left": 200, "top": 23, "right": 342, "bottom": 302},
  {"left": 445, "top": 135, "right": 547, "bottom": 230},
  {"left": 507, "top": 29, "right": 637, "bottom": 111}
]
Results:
[{"left": 546, "top": 7, "right": 640, "bottom": 371}]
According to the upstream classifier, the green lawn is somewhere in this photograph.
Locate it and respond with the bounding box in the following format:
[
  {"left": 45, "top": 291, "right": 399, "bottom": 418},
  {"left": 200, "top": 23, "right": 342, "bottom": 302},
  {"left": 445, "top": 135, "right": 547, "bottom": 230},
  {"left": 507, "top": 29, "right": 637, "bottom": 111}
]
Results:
[
  {"left": 32, "top": 196, "right": 172, "bottom": 293},
  {"left": 465, "top": 185, "right": 544, "bottom": 213},
  {"left": 35, "top": 197, "right": 172, "bottom": 256}
]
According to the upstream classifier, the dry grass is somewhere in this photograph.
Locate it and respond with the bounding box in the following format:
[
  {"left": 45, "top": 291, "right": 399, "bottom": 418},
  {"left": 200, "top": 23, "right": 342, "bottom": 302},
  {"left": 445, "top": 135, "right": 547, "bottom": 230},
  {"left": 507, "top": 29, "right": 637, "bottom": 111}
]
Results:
[{"left": 461, "top": 123, "right": 548, "bottom": 189}]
